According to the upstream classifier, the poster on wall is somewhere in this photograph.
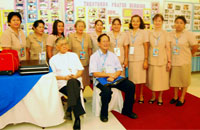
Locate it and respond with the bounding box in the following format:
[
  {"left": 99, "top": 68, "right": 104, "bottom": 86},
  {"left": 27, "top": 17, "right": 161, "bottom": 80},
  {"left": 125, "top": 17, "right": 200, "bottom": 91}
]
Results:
[
  {"left": 38, "top": 0, "right": 50, "bottom": 23},
  {"left": 87, "top": 7, "right": 106, "bottom": 31},
  {"left": 193, "top": 4, "right": 200, "bottom": 31},
  {"left": 50, "top": 0, "right": 60, "bottom": 23},
  {"left": 164, "top": 2, "right": 192, "bottom": 30},
  {"left": 2, "top": 10, "right": 14, "bottom": 31},
  {"left": 151, "top": 2, "right": 159, "bottom": 17},
  {"left": 26, "top": 0, "right": 38, "bottom": 23},
  {"left": 65, "top": 0, "right": 74, "bottom": 24},
  {"left": 15, "top": 0, "right": 26, "bottom": 22},
  {"left": 76, "top": 7, "right": 86, "bottom": 21}
]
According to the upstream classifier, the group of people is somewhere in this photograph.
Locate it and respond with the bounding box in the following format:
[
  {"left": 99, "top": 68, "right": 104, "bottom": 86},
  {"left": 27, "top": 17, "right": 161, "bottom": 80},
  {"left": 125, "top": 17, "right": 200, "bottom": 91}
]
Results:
[{"left": 0, "top": 12, "right": 199, "bottom": 130}]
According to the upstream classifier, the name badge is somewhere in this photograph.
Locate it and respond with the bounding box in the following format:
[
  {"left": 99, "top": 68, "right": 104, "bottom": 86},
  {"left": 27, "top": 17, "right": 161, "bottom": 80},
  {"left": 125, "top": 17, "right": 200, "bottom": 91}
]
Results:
[
  {"left": 80, "top": 51, "right": 86, "bottom": 59},
  {"left": 173, "top": 46, "right": 180, "bottom": 55},
  {"left": 114, "top": 48, "right": 120, "bottom": 56},
  {"left": 153, "top": 48, "right": 159, "bottom": 56},
  {"left": 39, "top": 52, "right": 46, "bottom": 60},
  {"left": 129, "top": 47, "right": 135, "bottom": 54},
  {"left": 20, "top": 47, "right": 25, "bottom": 57}
]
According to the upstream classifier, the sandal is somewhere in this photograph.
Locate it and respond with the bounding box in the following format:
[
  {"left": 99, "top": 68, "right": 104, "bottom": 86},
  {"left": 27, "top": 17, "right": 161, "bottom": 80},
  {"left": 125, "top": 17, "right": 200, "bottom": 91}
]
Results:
[
  {"left": 148, "top": 99, "right": 156, "bottom": 104},
  {"left": 157, "top": 101, "right": 163, "bottom": 106},
  {"left": 138, "top": 100, "right": 144, "bottom": 104}
]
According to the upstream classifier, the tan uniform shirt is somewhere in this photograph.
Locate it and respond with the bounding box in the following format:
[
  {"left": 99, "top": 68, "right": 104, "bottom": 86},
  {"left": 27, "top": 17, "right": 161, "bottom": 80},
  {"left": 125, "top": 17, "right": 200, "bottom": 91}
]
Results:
[
  {"left": 148, "top": 30, "right": 170, "bottom": 66},
  {"left": 107, "top": 31, "right": 129, "bottom": 64},
  {"left": 68, "top": 32, "right": 92, "bottom": 66},
  {"left": 26, "top": 33, "right": 48, "bottom": 60},
  {"left": 127, "top": 29, "right": 149, "bottom": 62},
  {"left": 89, "top": 31, "right": 99, "bottom": 53},
  {"left": 46, "top": 34, "right": 59, "bottom": 56},
  {"left": 169, "top": 30, "right": 198, "bottom": 66},
  {"left": 0, "top": 27, "right": 26, "bottom": 61}
]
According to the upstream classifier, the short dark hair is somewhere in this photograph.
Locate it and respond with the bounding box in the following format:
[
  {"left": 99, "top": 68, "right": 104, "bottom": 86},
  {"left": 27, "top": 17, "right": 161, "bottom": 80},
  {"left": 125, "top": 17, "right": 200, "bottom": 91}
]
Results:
[
  {"left": 74, "top": 20, "right": 86, "bottom": 28},
  {"left": 7, "top": 12, "right": 22, "bottom": 23},
  {"left": 175, "top": 16, "right": 187, "bottom": 24},
  {"left": 153, "top": 14, "right": 164, "bottom": 21},
  {"left": 52, "top": 20, "right": 64, "bottom": 37},
  {"left": 32, "top": 20, "right": 45, "bottom": 30},
  {"left": 129, "top": 15, "right": 145, "bottom": 29},
  {"left": 97, "top": 33, "right": 110, "bottom": 42},
  {"left": 95, "top": 19, "right": 103, "bottom": 25},
  {"left": 112, "top": 18, "right": 121, "bottom": 25},
  {"left": 55, "top": 37, "right": 67, "bottom": 45}
]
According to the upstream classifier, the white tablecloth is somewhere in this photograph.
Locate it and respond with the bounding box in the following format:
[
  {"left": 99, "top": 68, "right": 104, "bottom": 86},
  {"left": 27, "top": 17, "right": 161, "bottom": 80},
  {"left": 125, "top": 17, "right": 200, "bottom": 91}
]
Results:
[{"left": 0, "top": 73, "right": 65, "bottom": 129}]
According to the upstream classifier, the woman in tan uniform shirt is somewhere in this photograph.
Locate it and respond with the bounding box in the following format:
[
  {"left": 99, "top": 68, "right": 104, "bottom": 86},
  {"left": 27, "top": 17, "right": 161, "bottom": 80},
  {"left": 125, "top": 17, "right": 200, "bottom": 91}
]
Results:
[
  {"left": 169, "top": 16, "right": 199, "bottom": 106},
  {"left": 148, "top": 14, "right": 171, "bottom": 106},
  {"left": 0, "top": 12, "right": 26, "bottom": 61},
  {"left": 68, "top": 20, "right": 92, "bottom": 87},
  {"left": 46, "top": 20, "right": 64, "bottom": 59},
  {"left": 26, "top": 20, "right": 48, "bottom": 60},
  {"left": 90, "top": 20, "right": 104, "bottom": 53},
  {"left": 107, "top": 18, "right": 129, "bottom": 76},
  {"left": 127, "top": 15, "right": 149, "bottom": 103}
]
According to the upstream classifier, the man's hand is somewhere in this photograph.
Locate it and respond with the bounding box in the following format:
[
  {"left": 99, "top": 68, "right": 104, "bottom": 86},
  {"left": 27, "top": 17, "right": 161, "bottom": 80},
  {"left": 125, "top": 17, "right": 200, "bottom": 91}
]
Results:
[
  {"left": 143, "top": 59, "right": 148, "bottom": 70},
  {"left": 64, "top": 75, "right": 72, "bottom": 80},
  {"left": 107, "top": 77, "right": 115, "bottom": 82}
]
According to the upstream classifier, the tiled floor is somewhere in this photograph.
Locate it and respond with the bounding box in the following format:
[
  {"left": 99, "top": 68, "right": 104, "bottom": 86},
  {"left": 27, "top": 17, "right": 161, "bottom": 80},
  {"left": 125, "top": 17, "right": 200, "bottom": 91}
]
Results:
[{"left": 2, "top": 73, "right": 200, "bottom": 130}]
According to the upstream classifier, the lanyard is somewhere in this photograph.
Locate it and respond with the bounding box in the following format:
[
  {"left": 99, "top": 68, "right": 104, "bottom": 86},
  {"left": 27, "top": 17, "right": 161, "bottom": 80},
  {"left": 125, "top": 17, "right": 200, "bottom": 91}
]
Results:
[
  {"left": 154, "top": 34, "right": 161, "bottom": 46},
  {"left": 18, "top": 32, "right": 23, "bottom": 45},
  {"left": 81, "top": 38, "right": 84, "bottom": 50},
  {"left": 131, "top": 31, "right": 139, "bottom": 44},
  {"left": 98, "top": 50, "right": 108, "bottom": 67},
  {"left": 38, "top": 41, "right": 43, "bottom": 52},
  {"left": 115, "top": 39, "right": 118, "bottom": 48},
  {"left": 174, "top": 33, "right": 182, "bottom": 45}
]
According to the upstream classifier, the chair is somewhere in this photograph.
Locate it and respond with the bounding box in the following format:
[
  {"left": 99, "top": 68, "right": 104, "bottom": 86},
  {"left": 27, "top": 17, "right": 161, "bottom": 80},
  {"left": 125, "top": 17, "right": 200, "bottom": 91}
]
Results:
[{"left": 92, "top": 79, "right": 124, "bottom": 116}]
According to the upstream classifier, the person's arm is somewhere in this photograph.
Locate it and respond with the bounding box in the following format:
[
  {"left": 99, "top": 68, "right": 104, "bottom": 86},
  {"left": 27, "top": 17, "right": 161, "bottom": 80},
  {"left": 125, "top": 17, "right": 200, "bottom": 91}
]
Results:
[
  {"left": 71, "top": 70, "right": 83, "bottom": 79},
  {"left": 2, "top": 47, "right": 11, "bottom": 50},
  {"left": 55, "top": 75, "right": 72, "bottom": 80},
  {"left": 191, "top": 44, "right": 199, "bottom": 56},
  {"left": 123, "top": 45, "right": 128, "bottom": 68},
  {"left": 88, "top": 48, "right": 92, "bottom": 57},
  {"left": 166, "top": 41, "right": 171, "bottom": 72},
  {"left": 93, "top": 71, "right": 121, "bottom": 82},
  {"left": 47, "top": 45, "right": 53, "bottom": 59},
  {"left": 26, "top": 47, "right": 30, "bottom": 60},
  {"left": 143, "top": 42, "right": 149, "bottom": 69}
]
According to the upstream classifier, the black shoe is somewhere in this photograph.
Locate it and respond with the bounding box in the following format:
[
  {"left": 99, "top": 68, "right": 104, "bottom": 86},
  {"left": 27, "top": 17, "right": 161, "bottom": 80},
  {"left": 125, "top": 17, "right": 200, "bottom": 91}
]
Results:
[
  {"left": 84, "top": 98, "right": 87, "bottom": 103},
  {"left": 148, "top": 99, "right": 156, "bottom": 104},
  {"left": 170, "top": 98, "right": 179, "bottom": 104},
  {"left": 64, "top": 111, "right": 72, "bottom": 120},
  {"left": 122, "top": 112, "right": 138, "bottom": 119},
  {"left": 100, "top": 115, "right": 108, "bottom": 122},
  {"left": 157, "top": 101, "right": 163, "bottom": 106},
  {"left": 138, "top": 100, "right": 144, "bottom": 104},
  {"left": 176, "top": 100, "right": 185, "bottom": 106},
  {"left": 73, "top": 118, "right": 80, "bottom": 130}
]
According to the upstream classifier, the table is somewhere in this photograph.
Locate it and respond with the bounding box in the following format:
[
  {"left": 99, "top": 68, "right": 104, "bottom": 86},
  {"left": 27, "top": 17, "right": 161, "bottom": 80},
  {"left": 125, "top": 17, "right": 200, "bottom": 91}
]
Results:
[{"left": 0, "top": 72, "right": 65, "bottom": 129}]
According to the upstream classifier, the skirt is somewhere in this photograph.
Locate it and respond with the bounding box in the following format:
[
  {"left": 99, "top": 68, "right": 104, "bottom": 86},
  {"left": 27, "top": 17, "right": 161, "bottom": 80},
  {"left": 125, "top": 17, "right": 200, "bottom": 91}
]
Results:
[
  {"left": 148, "top": 65, "right": 169, "bottom": 91},
  {"left": 82, "top": 66, "right": 90, "bottom": 87},
  {"left": 128, "top": 61, "right": 146, "bottom": 84},
  {"left": 170, "top": 64, "right": 191, "bottom": 87}
]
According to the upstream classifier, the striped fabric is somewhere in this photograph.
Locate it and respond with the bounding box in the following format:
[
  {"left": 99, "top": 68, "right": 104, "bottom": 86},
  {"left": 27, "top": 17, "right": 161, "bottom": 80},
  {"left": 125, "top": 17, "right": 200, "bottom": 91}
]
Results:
[{"left": 192, "top": 57, "right": 200, "bottom": 72}]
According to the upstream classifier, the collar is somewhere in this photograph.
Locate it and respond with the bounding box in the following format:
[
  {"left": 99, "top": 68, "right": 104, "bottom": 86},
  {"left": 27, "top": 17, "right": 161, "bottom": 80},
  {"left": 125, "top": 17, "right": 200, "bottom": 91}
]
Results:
[
  {"left": 98, "top": 49, "right": 108, "bottom": 56},
  {"left": 32, "top": 33, "right": 45, "bottom": 41},
  {"left": 74, "top": 32, "right": 86, "bottom": 38},
  {"left": 111, "top": 31, "right": 122, "bottom": 39},
  {"left": 8, "top": 27, "right": 22, "bottom": 36}
]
